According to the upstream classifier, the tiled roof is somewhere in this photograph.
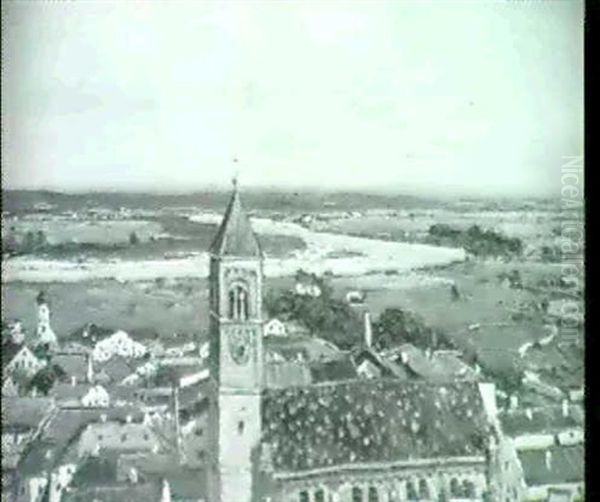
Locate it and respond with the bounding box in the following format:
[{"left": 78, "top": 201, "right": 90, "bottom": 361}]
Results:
[
  {"left": 69, "top": 453, "right": 120, "bottom": 487},
  {"left": 310, "top": 358, "right": 357, "bottom": 384},
  {"left": 385, "top": 345, "right": 478, "bottom": 383},
  {"left": 2, "top": 397, "right": 55, "bottom": 430},
  {"left": 353, "top": 349, "right": 409, "bottom": 380},
  {"left": 97, "top": 356, "right": 134, "bottom": 382},
  {"left": 261, "top": 380, "right": 490, "bottom": 473},
  {"left": 518, "top": 445, "right": 584, "bottom": 486},
  {"left": 266, "top": 361, "right": 313, "bottom": 388},
  {"left": 52, "top": 354, "right": 88, "bottom": 381},
  {"left": 53, "top": 383, "right": 93, "bottom": 401},
  {"left": 499, "top": 405, "right": 584, "bottom": 437},
  {"left": 62, "top": 481, "right": 161, "bottom": 502},
  {"left": 209, "top": 185, "right": 263, "bottom": 257},
  {"left": 126, "top": 453, "right": 207, "bottom": 500},
  {"left": 2, "top": 339, "right": 25, "bottom": 366}
]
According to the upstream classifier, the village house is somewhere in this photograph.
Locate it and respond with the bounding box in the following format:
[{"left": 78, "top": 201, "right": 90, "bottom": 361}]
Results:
[
  {"left": 53, "top": 382, "right": 110, "bottom": 408},
  {"left": 264, "top": 318, "right": 287, "bottom": 338},
  {"left": 2, "top": 397, "right": 56, "bottom": 500},
  {"left": 496, "top": 401, "right": 585, "bottom": 501},
  {"left": 78, "top": 419, "right": 162, "bottom": 457},
  {"left": 92, "top": 330, "right": 148, "bottom": 362},
  {"left": 4, "top": 344, "right": 46, "bottom": 380}
]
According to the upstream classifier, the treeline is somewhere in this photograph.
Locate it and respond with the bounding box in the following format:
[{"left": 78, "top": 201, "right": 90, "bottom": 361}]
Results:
[
  {"left": 2, "top": 230, "right": 141, "bottom": 257},
  {"left": 426, "top": 224, "right": 523, "bottom": 258}
]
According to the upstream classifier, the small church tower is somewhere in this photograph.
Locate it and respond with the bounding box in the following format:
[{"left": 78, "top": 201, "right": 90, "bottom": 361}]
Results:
[
  {"left": 36, "top": 291, "right": 58, "bottom": 348},
  {"left": 207, "top": 179, "right": 264, "bottom": 502}
]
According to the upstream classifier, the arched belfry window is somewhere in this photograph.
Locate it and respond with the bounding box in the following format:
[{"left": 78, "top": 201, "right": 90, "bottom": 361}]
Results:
[{"left": 228, "top": 284, "right": 249, "bottom": 320}]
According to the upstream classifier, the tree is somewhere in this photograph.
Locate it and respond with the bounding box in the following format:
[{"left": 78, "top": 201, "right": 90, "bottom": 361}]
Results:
[
  {"left": 374, "top": 308, "right": 438, "bottom": 350},
  {"left": 27, "top": 364, "right": 66, "bottom": 396},
  {"left": 36, "top": 230, "right": 48, "bottom": 249}
]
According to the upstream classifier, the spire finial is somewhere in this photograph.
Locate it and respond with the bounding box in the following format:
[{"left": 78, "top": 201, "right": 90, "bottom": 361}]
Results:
[{"left": 232, "top": 157, "right": 239, "bottom": 191}]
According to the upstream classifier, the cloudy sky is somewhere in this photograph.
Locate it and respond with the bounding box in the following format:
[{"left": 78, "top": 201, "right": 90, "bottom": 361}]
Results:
[{"left": 2, "top": 0, "right": 583, "bottom": 196}]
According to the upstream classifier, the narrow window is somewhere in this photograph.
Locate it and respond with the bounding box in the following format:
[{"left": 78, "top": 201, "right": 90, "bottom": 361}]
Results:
[
  {"left": 463, "top": 480, "right": 475, "bottom": 498},
  {"left": 418, "top": 479, "right": 429, "bottom": 499},
  {"left": 315, "top": 488, "right": 325, "bottom": 502},
  {"left": 352, "top": 487, "right": 363, "bottom": 502},
  {"left": 299, "top": 491, "right": 309, "bottom": 502},
  {"left": 229, "top": 290, "right": 236, "bottom": 319},
  {"left": 406, "top": 481, "right": 418, "bottom": 501},
  {"left": 368, "top": 486, "right": 379, "bottom": 502},
  {"left": 238, "top": 420, "right": 245, "bottom": 435},
  {"left": 450, "top": 478, "right": 460, "bottom": 497}
]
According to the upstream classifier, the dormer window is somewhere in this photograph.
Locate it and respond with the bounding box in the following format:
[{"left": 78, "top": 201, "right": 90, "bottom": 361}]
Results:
[{"left": 229, "top": 285, "right": 249, "bottom": 320}]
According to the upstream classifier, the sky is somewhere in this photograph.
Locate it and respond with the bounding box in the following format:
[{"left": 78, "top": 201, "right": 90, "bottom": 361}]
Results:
[{"left": 2, "top": 0, "right": 583, "bottom": 196}]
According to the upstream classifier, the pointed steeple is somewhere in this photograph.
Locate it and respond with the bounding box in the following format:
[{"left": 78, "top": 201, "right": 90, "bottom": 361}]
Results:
[{"left": 209, "top": 179, "right": 263, "bottom": 258}]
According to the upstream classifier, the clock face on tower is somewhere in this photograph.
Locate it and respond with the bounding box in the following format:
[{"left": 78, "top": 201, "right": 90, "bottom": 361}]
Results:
[{"left": 228, "top": 328, "right": 252, "bottom": 365}]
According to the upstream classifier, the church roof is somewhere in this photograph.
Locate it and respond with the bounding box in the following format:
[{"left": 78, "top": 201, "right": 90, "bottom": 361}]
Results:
[
  {"left": 261, "top": 380, "right": 490, "bottom": 473},
  {"left": 209, "top": 183, "right": 263, "bottom": 258}
]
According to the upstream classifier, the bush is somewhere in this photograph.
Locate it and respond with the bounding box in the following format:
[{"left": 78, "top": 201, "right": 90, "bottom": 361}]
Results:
[{"left": 129, "top": 231, "right": 140, "bottom": 245}]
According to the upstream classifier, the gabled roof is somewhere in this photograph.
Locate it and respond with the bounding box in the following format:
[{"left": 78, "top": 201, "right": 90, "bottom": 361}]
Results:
[
  {"left": 310, "top": 358, "right": 357, "bottom": 383},
  {"left": 52, "top": 353, "right": 88, "bottom": 382},
  {"left": 209, "top": 184, "right": 263, "bottom": 258},
  {"left": 499, "top": 404, "right": 584, "bottom": 437},
  {"left": 518, "top": 445, "right": 584, "bottom": 486},
  {"left": 261, "top": 380, "right": 490, "bottom": 473},
  {"left": 2, "top": 397, "right": 55, "bottom": 431}
]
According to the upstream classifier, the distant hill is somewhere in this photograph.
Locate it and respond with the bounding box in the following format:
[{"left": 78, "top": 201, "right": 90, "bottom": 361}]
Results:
[
  {"left": 1, "top": 189, "right": 441, "bottom": 215},
  {"left": 1, "top": 189, "right": 555, "bottom": 215}
]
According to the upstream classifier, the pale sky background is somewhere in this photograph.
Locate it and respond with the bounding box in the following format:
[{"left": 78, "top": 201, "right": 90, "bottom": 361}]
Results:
[{"left": 2, "top": 0, "right": 583, "bottom": 196}]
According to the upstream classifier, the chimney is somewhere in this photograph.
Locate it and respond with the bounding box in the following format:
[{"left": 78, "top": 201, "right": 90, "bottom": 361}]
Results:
[
  {"left": 545, "top": 450, "right": 552, "bottom": 470},
  {"left": 400, "top": 351, "right": 409, "bottom": 365},
  {"left": 100, "top": 413, "right": 107, "bottom": 423},
  {"left": 562, "top": 399, "right": 569, "bottom": 418},
  {"left": 126, "top": 414, "right": 132, "bottom": 424},
  {"left": 525, "top": 408, "right": 533, "bottom": 420},
  {"left": 87, "top": 354, "right": 94, "bottom": 384},
  {"left": 172, "top": 385, "right": 182, "bottom": 462},
  {"left": 510, "top": 394, "right": 518, "bottom": 410},
  {"left": 128, "top": 467, "right": 139, "bottom": 484},
  {"left": 71, "top": 376, "right": 77, "bottom": 387},
  {"left": 364, "top": 312, "right": 373, "bottom": 348},
  {"left": 161, "top": 478, "right": 172, "bottom": 502}
]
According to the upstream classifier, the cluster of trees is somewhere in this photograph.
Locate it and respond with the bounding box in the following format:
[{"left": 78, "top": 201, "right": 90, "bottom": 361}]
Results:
[
  {"left": 2, "top": 228, "right": 143, "bottom": 258},
  {"left": 373, "top": 307, "right": 455, "bottom": 351},
  {"left": 26, "top": 363, "right": 66, "bottom": 396},
  {"left": 2, "top": 230, "right": 48, "bottom": 256},
  {"left": 427, "top": 224, "right": 523, "bottom": 258}
]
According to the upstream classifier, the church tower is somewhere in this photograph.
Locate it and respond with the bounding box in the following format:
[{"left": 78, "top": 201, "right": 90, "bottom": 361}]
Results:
[{"left": 207, "top": 180, "right": 264, "bottom": 502}]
